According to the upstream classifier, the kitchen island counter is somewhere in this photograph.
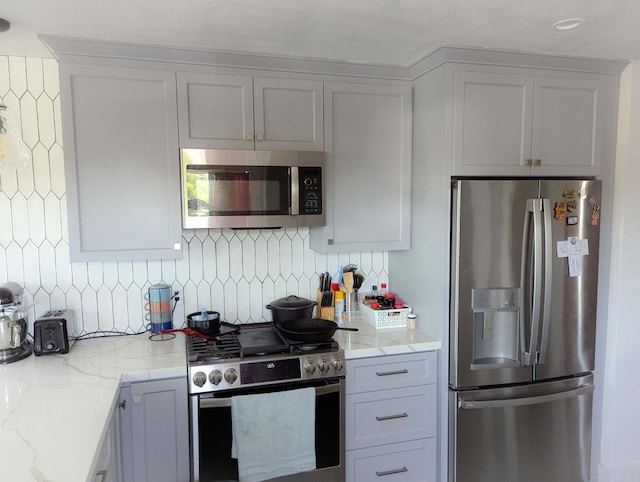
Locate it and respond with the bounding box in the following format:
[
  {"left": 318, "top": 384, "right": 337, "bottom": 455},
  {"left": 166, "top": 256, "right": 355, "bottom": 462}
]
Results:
[
  {"left": 332, "top": 315, "right": 441, "bottom": 358},
  {"left": 0, "top": 333, "right": 186, "bottom": 482}
]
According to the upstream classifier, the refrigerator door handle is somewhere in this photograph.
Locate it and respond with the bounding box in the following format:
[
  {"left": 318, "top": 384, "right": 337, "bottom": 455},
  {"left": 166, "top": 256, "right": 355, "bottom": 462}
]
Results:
[
  {"left": 523, "top": 198, "right": 543, "bottom": 366},
  {"left": 458, "top": 384, "right": 594, "bottom": 409},
  {"left": 537, "top": 198, "right": 553, "bottom": 364}
]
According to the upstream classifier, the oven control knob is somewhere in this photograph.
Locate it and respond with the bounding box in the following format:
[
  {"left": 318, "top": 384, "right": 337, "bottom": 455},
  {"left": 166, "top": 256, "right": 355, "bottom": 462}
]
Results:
[
  {"left": 318, "top": 360, "right": 329, "bottom": 373},
  {"left": 209, "top": 370, "right": 223, "bottom": 385},
  {"left": 224, "top": 368, "right": 238, "bottom": 384},
  {"left": 331, "top": 359, "right": 344, "bottom": 372},
  {"left": 193, "top": 371, "right": 207, "bottom": 387},
  {"left": 303, "top": 361, "right": 317, "bottom": 375}
]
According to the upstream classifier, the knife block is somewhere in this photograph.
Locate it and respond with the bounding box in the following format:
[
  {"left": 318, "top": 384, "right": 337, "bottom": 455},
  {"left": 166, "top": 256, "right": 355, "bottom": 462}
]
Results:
[{"left": 316, "top": 290, "right": 335, "bottom": 321}]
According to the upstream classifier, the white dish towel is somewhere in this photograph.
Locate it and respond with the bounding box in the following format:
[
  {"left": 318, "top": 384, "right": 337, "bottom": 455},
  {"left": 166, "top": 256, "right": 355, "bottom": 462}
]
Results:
[{"left": 231, "top": 387, "right": 316, "bottom": 482}]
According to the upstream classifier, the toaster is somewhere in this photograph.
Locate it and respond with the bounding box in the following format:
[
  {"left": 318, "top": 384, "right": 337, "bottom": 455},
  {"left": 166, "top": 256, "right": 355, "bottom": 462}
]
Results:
[{"left": 33, "top": 309, "right": 76, "bottom": 355}]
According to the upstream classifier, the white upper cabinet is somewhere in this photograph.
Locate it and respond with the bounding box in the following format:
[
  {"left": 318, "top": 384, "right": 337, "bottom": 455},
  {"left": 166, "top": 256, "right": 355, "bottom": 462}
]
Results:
[
  {"left": 309, "top": 81, "right": 412, "bottom": 252},
  {"left": 59, "top": 63, "right": 182, "bottom": 262},
  {"left": 177, "top": 72, "right": 323, "bottom": 150},
  {"left": 452, "top": 67, "right": 612, "bottom": 177}
]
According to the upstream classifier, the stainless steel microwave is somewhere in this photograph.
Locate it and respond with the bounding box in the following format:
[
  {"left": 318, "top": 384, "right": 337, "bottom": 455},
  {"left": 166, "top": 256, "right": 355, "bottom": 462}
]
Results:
[{"left": 180, "top": 149, "right": 325, "bottom": 229}]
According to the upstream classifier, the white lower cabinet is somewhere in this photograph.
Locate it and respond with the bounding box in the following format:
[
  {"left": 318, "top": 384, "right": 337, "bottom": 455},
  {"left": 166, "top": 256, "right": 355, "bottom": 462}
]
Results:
[
  {"left": 118, "top": 377, "right": 190, "bottom": 482},
  {"left": 93, "top": 402, "right": 122, "bottom": 482},
  {"left": 345, "top": 352, "right": 438, "bottom": 482}
]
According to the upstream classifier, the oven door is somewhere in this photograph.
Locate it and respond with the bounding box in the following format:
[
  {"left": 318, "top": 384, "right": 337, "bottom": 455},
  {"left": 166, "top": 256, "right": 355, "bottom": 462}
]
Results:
[{"left": 190, "top": 378, "right": 345, "bottom": 482}]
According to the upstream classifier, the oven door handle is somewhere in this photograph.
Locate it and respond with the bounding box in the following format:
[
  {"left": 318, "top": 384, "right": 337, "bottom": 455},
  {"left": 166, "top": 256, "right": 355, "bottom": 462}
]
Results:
[{"left": 199, "top": 383, "right": 341, "bottom": 409}]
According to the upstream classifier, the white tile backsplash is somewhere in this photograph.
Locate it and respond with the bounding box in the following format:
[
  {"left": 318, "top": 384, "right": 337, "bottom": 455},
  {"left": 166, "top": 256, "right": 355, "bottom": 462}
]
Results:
[{"left": 0, "top": 55, "right": 390, "bottom": 334}]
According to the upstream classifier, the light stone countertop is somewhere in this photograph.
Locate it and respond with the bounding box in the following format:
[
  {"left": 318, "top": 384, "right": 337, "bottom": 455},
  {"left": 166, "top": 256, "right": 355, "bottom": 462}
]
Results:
[
  {"left": 0, "top": 321, "right": 440, "bottom": 482},
  {"left": 0, "top": 333, "right": 187, "bottom": 482}
]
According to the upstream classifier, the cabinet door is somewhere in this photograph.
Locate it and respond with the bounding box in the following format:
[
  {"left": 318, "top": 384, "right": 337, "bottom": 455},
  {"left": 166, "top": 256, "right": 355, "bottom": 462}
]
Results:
[
  {"left": 452, "top": 70, "right": 533, "bottom": 176},
  {"left": 310, "top": 81, "right": 412, "bottom": 252},
  {"left": 120, "top": 378, "right": 190, "bottom": 482},
  {"left": 177, "top": 72, "right": 254, "bottom": 149},
  {"left": 60, "top": 63, "right": 182, "bottom": 261},
  {"left": 254, "top": 77, "right": 324, "bottom": 150},
  {"left": 530, "top": 76, "right": 602, "bottom": 176}
]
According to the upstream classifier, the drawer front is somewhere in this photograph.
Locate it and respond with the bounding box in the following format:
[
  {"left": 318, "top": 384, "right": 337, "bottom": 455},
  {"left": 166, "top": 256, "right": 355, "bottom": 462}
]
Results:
[
  {"left": 346, "top": 385, "right": 436, "bottom": 450},
  {"left": 346, "top": 351, "right": 437, "bottom": 394},
  {"left": 346, "top": 438, "right": 437, "bottom": 482}
]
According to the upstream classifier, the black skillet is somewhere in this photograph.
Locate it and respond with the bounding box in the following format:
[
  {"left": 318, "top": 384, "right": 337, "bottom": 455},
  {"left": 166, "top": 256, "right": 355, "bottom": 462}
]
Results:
[{"left": 276, "top": 318, "right": 358, "bottom": 343}]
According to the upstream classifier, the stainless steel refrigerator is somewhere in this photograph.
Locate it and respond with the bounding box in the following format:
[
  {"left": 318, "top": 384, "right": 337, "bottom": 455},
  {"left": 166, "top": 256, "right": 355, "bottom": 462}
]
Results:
[{"left": 449, "top": 179, "right": 601, "bottom": 482}]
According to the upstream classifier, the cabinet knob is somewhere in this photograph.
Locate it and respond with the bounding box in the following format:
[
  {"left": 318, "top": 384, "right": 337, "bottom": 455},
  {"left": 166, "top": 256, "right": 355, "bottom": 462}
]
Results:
[
  {"left": 246, "top": 132, "right": 254, "bottom": 141},
  {"left": 525, "top": 159, "right": 532, "bottom": 166},
  {"left": 256, "top": 133, "right": 264, "bottom": 141},
  {"left": 534, "top": 159, "right": 542, "bottom": 166}
]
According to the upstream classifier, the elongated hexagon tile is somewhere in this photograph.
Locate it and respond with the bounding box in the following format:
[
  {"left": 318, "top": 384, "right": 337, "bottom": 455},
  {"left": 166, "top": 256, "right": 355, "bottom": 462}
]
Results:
[
  {"left": 223, "top": 280, "right": 238, "bottom": 322},
  {"left": 71, "top": 262, "right": 88, "bottom": 291},
  {"left": 111, "top": 284, "right": 129, "bottom": 332},
  {"left": 19, "top": 94, "right": 38, "bottom": 150},
  {"left": 236, "top": 279, "right": 250, "bottom": 322},
  {"left": 181, "top": 229, "right": 195, "bottom": 243},
  {"left": 222, "top": 228, "right": 236, "bottom": 242},
  {"left": 81, "top": 287, "right": 99, "bottom": 334},
  {"left": 0, "top": 248, "right": 7, "bottom": 282},
  {"left": 261, "top": 279, "right": 275, "bottom": 321},
  {"left": 161, "top": 258, "right": 176, "bottom": 287},
  {"left": 87, "top": 261, "right": 104, "bottom": 291},
  {"left": 102, "top": 262, "right": 119, "bottom": 290},
  {"left": 0, "top": 166, "right": 19, "bottom": 199},
  {"left": 27, "top": 195, "right": 45, "bottom": 246},
  {"left": 147, "top": 260, "right": 162, "bottom": 285},
  {"left": 126, "top": 285, "right": 144, "bottom": 332},
  {"left": 97, "top": 285, "right": 114, "bottom": 330},
  {"left": 17, "top": 146, "right": 35, "bottom": 196},
  {"left": 26, "top": 58, "right": 43, "bottom": 98},
  {"left": 278, "top": 235, "right": 292, "bottom": 278},
  {"left": 54, "top": 242, "right": 72, "bottom": 292},
  {"left": 8, "top": 57, "right": 27, "bottom": 97},
  {"left": 11, "top": 193, "right": 29, "bottom": 247},
  {"left": 189, "top": 240, "right": 204, "bottom": 283},
  {"left": 43, "top": 59, "right": 59, "bottom": 99},
  {"left": 372, "top": 251, "right": 385, "bottom": 274},
  {"left": 210, "top": 280, "right": 225, "bottom": 318},
  {"left": 22, "top": 241, "right": 40, "bottom": 290},
  {"left": 207, "top": 229, "right": 222, "bottom": 242},
  {"left": 286, "top": 277, "right": 300, "bottom": 297},
  {"left": 254, "top": 236, "right": 268, "bottom": 280},
  {"left": 44, "top": 192, "right": 62, "bottom": 244},
  {"left": 38, "top": 241, "right": 56, "bottom": 293},
  {"left": 267, "top": 236, "right": 280, "bottom": 279},
  {"left": 229, "top": 236, "right": 242, "bottom": 282},
  {"left": 215, "top": 238, "right": 230, "bottom": 282},
  {"left": 65, "top": 287, "right": 83, "bottom": 332},
  {"left": 194, "top": 228, "right": 208, "bottom": 243},
  {"left": 273, "top": 277, "right": 288, "bottom": 303},
  {"left": 196, "top": 281, "right": 211, "bottom": 313},
  {"left": 241, "top": 236, "right": 255, "bottom": 281},
  {"left": 181, "top": 280, "right": 198, "bottom": 320},
  {"left": 202, "top": 237, "right": 216, "bottom": 282},
  {"left": 116, "top": 261, "right": 134, "bottom": 289},
  {"left": 49, "top": 287, "right": 66, "bottom": 313},
  {"left": 0, "top": 194, "right": 13, "bottom": 247},
  {"left": 59, "top": 195, "right": 68, "bottom": 243},
  {"left": 132, "top": 260, "right": 149, "bottom": 288},
  {"left": 32, "top": 288, "right": 51, "bottom": 326},
  {"left": 359, "top": 252, "right": 373, "bottom": 274},
  {"left": 291, "top": 235, "right": 304, "bottom": 278},
  {"left": 36, "top": 95, "right": 56, "bottom": 149}
]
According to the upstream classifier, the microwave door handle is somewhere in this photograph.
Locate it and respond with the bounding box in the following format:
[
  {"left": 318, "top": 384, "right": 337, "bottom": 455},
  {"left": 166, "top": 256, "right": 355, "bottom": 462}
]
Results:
[{"left": 290, "top": 166, "right": 299, "bottom": 215}]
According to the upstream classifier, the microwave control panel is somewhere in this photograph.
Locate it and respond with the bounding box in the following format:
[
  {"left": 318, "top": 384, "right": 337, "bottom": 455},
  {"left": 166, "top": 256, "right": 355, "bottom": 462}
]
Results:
[{"left": 299, "top": 167, "right": 323, "bottom": 215}]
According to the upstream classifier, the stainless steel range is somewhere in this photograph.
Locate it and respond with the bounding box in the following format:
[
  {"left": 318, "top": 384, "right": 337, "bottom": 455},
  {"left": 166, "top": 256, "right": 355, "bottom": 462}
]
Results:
[{"left": 187, "top": 322, "right": 346, "bottom": 482}]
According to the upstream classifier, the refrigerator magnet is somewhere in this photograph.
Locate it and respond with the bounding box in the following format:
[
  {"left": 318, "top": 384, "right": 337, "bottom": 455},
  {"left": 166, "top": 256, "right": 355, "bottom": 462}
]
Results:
[
  {"left": 554, "top": 202, "right": 566, "bottom": 220},
  {"left": 566, "top": 215, "right": 578, "bottom": 225}
]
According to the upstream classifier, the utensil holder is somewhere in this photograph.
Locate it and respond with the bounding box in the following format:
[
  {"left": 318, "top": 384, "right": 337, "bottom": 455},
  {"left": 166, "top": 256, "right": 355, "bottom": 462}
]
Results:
[{"left": 344, "top": 292, "right": 357, "bottom": 321}]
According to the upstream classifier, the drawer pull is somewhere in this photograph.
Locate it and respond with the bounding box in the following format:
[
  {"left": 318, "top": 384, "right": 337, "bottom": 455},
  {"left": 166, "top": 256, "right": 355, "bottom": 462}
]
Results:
[
  {"left": 376, "top": 467, "right": 408, "bottom": 477},
  {"left": 375, "top": 369, "right": 408, "bottom": 377},
  {"left": 376, "top": 412, "right": 408, "bottom": 421}
]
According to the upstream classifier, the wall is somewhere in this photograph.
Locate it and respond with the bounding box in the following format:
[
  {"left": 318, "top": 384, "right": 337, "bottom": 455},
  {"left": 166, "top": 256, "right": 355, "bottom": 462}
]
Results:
[
  {"left": 0, "top": 55, "right": 388, "bottom": 334},
  {"left": 598, "top": 61, "right": 640, "bottom": 481}
]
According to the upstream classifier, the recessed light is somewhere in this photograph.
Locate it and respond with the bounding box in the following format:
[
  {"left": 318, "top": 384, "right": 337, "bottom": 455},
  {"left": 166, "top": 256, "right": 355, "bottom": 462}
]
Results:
[{"left": 552, "top": 18, "right": 586, "bottom": 31}]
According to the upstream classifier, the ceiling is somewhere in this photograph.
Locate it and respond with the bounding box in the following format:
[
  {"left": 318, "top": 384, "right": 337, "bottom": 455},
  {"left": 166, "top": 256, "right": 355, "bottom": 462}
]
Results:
[{"left": 1, "top": 0, "right": 639, "bottom": 66}]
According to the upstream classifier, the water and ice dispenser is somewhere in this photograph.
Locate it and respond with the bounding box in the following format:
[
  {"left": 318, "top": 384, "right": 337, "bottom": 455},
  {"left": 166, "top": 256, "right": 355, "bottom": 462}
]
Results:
[{"left": 470, "top": 288, "right": 521, "bottom": 370}]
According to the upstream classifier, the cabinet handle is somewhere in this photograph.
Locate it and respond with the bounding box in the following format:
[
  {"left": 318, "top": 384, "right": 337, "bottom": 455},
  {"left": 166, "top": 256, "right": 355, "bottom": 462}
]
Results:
[
  {"left": 534, "top": 159, "right": 542, "bottom": 166},
  {"left": 376, "top": 412, "right": 408, "bottom": 421},
  {"left": 94, "top": 470, "right": 107, "bottom": 482},
  {"left": 525, "top": 159, "right": 532, "bottom": 166},
  {"left": 256, "top": 133, "right": 264, "bottom": 141},
  {"left": 246, "top": 132, "right": 254, "bottom": 141},
  {"left": 376, "top": 467, "right": 408, "bottom": 477},
  {"left": 375, "top": 369, "right": 408, "bottom": 377}
]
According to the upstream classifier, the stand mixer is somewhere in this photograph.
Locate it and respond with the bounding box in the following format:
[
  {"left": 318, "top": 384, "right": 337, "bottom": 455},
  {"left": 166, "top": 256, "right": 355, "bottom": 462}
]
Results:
[{"left": 0, "top": 282, "right": 32, "bottom": 364}]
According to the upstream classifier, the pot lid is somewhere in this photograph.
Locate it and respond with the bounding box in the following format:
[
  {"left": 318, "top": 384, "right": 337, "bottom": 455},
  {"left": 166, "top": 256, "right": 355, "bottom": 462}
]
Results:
[{"left": 268, "top": 295, "right": 316, "bottom": 309}]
